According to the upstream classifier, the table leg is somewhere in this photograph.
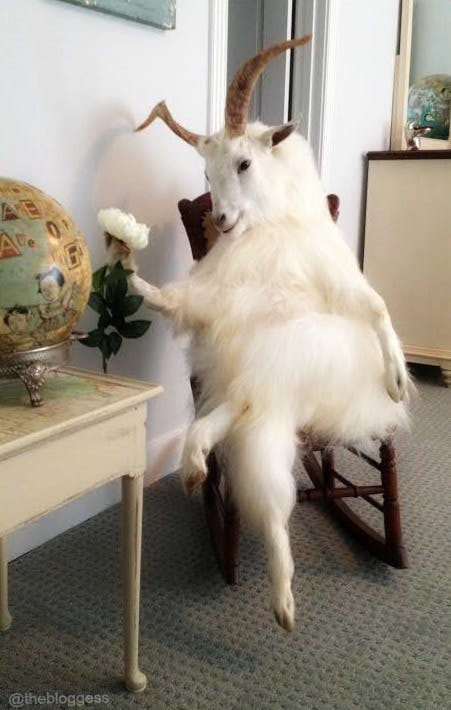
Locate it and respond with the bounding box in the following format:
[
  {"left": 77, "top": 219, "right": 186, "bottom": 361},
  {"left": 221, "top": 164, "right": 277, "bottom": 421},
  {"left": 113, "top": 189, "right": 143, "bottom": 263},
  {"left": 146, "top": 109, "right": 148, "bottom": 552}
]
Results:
[
  {"left": 0, "top": 536, "right": 12, "bottom": 631},
  {"left": 122, "top": 474, "right": 147, "bottom": 693}
]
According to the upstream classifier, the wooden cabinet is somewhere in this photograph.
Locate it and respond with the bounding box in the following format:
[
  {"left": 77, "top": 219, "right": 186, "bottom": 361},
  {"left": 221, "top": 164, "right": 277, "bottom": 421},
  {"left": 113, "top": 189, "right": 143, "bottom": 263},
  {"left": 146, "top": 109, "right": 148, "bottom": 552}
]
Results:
[{"left": 363, "top": 151, "right": 451, "bottom": 384}]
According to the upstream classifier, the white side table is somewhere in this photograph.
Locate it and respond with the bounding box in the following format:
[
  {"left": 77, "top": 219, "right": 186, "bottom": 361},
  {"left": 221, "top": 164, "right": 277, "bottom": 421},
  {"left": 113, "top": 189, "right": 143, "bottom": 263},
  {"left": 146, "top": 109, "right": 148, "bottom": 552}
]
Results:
[{"left": 0, "top": 367, "right": 162, "bottom": 692}]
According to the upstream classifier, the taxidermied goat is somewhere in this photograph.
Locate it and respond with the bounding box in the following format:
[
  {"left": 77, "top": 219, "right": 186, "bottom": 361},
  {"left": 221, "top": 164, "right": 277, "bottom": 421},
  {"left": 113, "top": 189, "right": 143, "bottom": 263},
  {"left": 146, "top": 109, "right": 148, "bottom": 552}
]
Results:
[{"left": 108, "top": 36, "right": 410, "bottom": 631}]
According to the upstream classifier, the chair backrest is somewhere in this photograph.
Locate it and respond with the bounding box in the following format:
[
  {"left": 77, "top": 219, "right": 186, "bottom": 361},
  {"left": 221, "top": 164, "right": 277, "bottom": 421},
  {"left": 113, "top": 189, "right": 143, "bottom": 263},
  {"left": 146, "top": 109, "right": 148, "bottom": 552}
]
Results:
[{"left": 178, "top": 192, "right": 340, "bottom": 261}]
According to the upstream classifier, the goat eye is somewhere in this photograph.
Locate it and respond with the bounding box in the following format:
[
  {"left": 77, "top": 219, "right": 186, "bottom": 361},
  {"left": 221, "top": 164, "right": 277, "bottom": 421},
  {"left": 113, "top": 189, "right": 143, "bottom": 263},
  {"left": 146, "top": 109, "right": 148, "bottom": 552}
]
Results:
[
  {"left": 238, "top": 159, "right": 251, "bottom": 174},
  {"left": 204, "top": 172, "right": 209, "bottom": 182}
]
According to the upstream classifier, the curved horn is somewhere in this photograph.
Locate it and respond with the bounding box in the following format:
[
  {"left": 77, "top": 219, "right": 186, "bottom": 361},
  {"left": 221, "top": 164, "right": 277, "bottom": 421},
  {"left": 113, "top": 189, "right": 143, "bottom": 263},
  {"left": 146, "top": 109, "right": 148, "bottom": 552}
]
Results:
[
  {"left": 135, "top": 100, "right": 203, "bottom": 147},
  {"left": 225, "top": 34, "right": 312, "bottom": 138}
]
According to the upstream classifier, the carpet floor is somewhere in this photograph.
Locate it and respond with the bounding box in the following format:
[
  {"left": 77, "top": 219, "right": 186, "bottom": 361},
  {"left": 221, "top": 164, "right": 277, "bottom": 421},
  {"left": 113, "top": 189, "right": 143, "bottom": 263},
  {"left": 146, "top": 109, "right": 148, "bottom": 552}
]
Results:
[{"left": 0, "top": 366, "right": 450, "bottom": 710}]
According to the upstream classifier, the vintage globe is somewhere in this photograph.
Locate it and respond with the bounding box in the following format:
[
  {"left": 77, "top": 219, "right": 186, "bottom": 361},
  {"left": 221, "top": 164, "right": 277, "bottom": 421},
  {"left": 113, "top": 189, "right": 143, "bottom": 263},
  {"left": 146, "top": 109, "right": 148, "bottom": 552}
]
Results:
[{"left": 0, "top": 178, "right": 91, "bottom": 356}]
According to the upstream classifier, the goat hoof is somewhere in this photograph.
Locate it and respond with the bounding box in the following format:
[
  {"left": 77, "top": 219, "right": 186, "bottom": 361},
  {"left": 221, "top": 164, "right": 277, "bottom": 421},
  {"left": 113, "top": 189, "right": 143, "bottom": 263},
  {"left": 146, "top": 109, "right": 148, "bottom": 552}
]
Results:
[
  {"left": 181, "top": 470, "right": 206, "bottom": 496},
  {"left": 273, "top": 589, "right": 295, "bottom": 632},
  {"left": 181, "top": 441, "right": 208, "bottom": 496},
  {"left": 385, "top": 371, "right": 407, "bottom": 403},
  {"left": 274, "top": 608, "right": 295, "bottom": 632},
  {"left": 385, "top": 354, "right": 408, "bottom": 403}
]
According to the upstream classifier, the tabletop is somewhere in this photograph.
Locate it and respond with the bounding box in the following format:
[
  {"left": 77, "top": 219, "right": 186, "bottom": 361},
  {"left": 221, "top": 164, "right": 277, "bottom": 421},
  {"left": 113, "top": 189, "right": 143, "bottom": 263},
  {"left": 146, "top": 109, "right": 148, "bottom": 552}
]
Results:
[{"left": 0, "top": 367, "right": 163, "bottom": 460}]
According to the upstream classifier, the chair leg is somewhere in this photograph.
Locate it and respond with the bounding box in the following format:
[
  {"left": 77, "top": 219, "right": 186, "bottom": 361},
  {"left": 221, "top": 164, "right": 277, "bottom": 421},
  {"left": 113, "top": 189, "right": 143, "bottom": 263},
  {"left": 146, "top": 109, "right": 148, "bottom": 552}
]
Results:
[
  {"left": 379, "top": 440, "right": 409, "bottom": 568},
  {"left": 321, "top": 448, "right": 335, "bottom": 490},
  {"left": 223, "top": 482, "right": 240, "bottom": 584},
  {"left": 302, "top": 443, "right": 408, "bottom": 568},
  {"left": 203, "top": 451, "right": 240, "bottom": 584}
]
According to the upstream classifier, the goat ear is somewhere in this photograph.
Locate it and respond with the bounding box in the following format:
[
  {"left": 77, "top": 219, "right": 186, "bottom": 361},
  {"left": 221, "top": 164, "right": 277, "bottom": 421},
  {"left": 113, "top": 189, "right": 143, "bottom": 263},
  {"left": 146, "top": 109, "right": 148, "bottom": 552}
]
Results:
[
  {"left": 261, "top": 119, "right": 299, "bottom": 148},
  {"left": 195, "top": 135, "right": 216, "bottom": 157}
]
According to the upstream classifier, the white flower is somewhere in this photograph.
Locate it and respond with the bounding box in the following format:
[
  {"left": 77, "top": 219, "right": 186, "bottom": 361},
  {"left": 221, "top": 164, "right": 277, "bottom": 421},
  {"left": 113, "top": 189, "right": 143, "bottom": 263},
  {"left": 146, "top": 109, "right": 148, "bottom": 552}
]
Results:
[{"left": 97, "top": 208, "right": 150, "bottom": 250}]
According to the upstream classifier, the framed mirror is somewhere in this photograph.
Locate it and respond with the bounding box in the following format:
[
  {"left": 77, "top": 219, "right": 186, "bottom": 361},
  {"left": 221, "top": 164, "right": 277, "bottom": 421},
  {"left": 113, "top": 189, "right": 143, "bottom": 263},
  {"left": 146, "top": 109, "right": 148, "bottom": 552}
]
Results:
[{"left": 391, "top": 0, "right": 451, "bottom": 150}]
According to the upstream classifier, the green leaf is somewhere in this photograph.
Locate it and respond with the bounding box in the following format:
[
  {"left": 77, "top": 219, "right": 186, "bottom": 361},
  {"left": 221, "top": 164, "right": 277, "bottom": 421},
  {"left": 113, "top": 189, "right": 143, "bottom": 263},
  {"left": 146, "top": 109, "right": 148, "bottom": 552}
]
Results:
[
  {"left": 105, "top": 261, "right": 125, "bottom": 283},
  {"left": 105, "top": 273, "right": 127, "bottom": 308},
  {"left": 117, "top": 319, "right": 151, "bottom": 339},
  {"left": 79, "top": 329, "right": 104, "bottom": 347},
  {"left": 108, "top": 331, "right": 122, "bottom": 355},
  {"left": 111, "top": 315, "right": 126, "bottom": 330},
  {"left": 92, "top": 265, "right": 107, "bottom": 292},
  {"left": 98, "top": 310, "right": 111, "bottom": 329},
  {"left": 117, "top": 294, "right": 143, "bottom": 317},
  {"left": 100, "top": 333, "right": 112, "bottom": 359},
  {"left": 106, "top": 261, "right": 134, "bottom": 282},
  {"left": 88, "top": 291, "right": 107, "bottom": 315}
]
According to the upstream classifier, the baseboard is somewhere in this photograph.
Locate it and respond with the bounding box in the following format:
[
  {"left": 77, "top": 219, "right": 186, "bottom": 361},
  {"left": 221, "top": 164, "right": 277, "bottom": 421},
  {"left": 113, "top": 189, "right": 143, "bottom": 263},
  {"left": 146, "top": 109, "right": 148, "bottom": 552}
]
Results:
[
  {"left": 144, "top": 425, "right": 187, "bottom": 487},
  {"left": 7, "top": 481, "right": 121, "bottom": 562},
  {"left": 6, "top": 425, "right": 187, "bottom": 562}
]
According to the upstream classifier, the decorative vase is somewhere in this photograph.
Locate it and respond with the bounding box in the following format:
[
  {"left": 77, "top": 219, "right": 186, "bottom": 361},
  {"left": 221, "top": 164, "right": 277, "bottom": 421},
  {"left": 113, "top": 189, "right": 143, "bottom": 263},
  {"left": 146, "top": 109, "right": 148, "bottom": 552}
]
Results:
[{"left": 0, "top": 178, "right": 92, "bottom": 405}]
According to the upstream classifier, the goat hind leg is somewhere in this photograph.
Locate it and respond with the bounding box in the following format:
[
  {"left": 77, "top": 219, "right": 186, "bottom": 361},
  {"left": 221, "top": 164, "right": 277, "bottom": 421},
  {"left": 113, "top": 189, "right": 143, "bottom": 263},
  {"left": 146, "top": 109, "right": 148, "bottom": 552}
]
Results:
[
  {"left": 265, "top": 520, "right": 296, "bottom": 631},
  {"left": 231, "top": 422, "right": 297, "bottom": 631}
]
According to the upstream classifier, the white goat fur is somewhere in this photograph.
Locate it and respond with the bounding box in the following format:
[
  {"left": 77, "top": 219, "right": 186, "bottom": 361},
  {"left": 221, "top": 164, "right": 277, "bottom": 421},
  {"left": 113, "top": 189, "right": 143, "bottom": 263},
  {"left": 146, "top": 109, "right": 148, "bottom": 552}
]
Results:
[{"left": 118, "top": 121, "right": 410, "bottom": 631}]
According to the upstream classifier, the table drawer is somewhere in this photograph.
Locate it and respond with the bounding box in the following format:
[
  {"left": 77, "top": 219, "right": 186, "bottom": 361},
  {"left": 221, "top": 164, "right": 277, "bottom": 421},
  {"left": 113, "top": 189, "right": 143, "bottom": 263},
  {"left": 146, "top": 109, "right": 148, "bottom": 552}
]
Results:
[{"left": 0, "top": 405, "right": 146, "bottom": 535}]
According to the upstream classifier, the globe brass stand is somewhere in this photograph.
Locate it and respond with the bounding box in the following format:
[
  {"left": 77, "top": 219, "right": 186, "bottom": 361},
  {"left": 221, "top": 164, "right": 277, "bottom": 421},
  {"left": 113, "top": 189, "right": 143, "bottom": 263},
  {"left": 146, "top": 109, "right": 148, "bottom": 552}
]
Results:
[{"left": 0, "top": 340, "right": 72, "bottom": 407}]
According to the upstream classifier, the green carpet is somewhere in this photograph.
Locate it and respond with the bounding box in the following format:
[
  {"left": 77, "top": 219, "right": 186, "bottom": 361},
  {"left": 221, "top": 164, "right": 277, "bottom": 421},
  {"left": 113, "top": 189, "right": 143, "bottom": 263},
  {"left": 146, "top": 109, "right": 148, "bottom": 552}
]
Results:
[{"left": 0, "top": 366, "right": 450, "bottom": 709}]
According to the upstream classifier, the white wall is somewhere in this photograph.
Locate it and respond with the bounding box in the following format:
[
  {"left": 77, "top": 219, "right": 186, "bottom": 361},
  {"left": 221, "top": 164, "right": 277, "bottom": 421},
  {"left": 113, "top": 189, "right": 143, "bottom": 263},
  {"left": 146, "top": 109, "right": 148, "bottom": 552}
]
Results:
[
  {"left": 0, "top": 0, "right": 209, "bottom": 559},
  {"left": 321, "top": 0, "right": 399, "bottom": 256}
]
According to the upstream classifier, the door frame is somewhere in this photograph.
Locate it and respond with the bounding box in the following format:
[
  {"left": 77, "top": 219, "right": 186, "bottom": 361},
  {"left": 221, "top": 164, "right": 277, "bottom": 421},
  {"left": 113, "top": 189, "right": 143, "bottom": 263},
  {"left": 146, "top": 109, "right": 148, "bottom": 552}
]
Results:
[
  {"left": 208, "top": 0, "right": 339, "bottom": 178},
  {"left": 291, "top": 0, "right": 339, "bottom": 177}
]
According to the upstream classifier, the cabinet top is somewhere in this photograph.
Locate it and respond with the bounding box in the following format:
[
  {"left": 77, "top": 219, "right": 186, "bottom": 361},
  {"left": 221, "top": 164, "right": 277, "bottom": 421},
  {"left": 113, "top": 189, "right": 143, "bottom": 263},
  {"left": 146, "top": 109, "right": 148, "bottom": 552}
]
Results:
[
  {"left": 0, "top": 367, "right": 162, "bottom": 458},
  {"left": 367, "top": 150, "right": 451, "bottom": 161}
]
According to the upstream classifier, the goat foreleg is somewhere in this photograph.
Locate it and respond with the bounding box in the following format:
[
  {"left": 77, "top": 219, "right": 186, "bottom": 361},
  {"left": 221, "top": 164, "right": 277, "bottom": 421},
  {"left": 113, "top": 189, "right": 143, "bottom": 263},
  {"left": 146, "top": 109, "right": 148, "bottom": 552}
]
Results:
[
  {"left": 130, "top": 274, "right": 212, "bottom": 333},
  {"left": 129, "top": 273, "right": 182, "bottom": 318},
  {"left": 180, "top": 403, "right": 235, "bottom": 495},
  {"left": 371, "top": 298, "right": 408, "bottom": 402},
  {"left": 339, "top": 282, "right": 408, "bottom": 402},
  {"left": 105, "top": 234, "right": 188, "bottom": 322}
]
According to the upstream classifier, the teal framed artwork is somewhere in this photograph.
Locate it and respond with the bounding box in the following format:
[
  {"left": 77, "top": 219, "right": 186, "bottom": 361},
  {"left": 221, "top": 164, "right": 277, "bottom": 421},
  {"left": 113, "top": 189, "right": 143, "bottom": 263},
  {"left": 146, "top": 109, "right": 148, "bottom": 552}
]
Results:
[{"left": 58, "top": 0, "right": 176, "bottom": 30}]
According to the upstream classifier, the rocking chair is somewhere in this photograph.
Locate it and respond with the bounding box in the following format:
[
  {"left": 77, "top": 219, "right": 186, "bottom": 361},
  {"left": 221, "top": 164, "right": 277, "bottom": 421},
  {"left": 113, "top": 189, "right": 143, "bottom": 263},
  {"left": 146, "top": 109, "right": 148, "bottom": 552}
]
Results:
[{"left": 178, "top": 192, "right": 408, "bottom": 584}]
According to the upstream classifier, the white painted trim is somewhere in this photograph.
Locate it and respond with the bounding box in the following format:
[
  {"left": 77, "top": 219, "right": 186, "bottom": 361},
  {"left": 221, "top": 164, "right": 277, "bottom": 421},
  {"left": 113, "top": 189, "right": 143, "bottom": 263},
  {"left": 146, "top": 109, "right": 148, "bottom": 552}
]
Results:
[
  {"left": 318, "top": 0, "right": 340, "bottom": 184},
  {"left": 144, "top": 425, "right": 187, "bottom": 486},
  {"left": 390, "top": 0, "right": 413, "bottom": 150},
  {"left": 291, "top": 0, "right": 333, "bottom": 169},
  {"left": 207, "top": 0, "right": 229, "bottom": 134},
  {"left": 261, "top": 0, "right": 292, "bottom": 125},
  {"left": 291, "top": 0, "right": 314, "bottom": 138},
  {"left": 283, "top": 0, "right": 294, "bottom": 122}
]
